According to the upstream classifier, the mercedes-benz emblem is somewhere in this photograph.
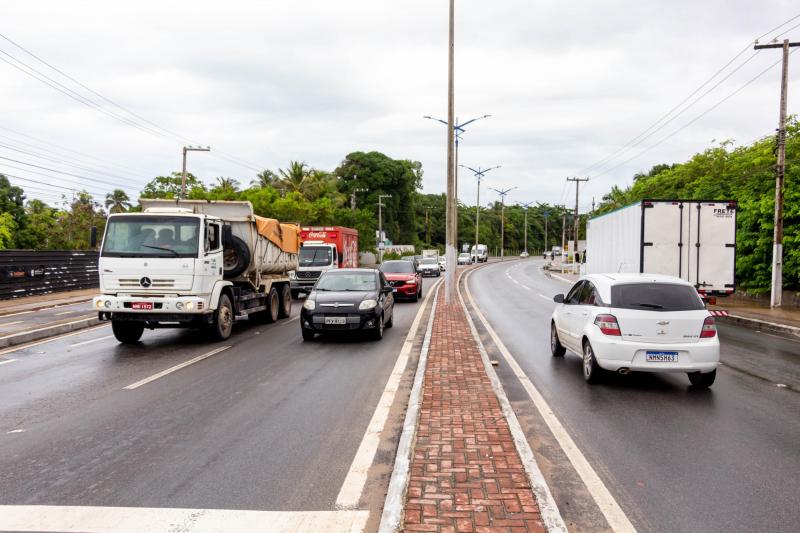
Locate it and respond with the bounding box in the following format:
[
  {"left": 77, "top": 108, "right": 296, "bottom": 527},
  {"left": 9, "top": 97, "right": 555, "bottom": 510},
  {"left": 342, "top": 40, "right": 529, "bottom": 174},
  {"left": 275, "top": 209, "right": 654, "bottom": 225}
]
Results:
[{"left": 140, "top": 277, "right": 152, "bottom": 288}]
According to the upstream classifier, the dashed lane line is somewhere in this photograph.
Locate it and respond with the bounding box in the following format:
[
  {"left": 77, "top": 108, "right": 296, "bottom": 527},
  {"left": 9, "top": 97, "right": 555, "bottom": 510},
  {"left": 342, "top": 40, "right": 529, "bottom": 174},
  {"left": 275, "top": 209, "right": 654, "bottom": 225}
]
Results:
[
  {"left": 0, "top": 359, "right": 17, "bottom": 366},
  {"left": 335, "top": 278, "right": 443, "bottom": 510},
  {"left": 0, "top": 324, "right": 110, "bottom": 357},
  {"left": 123, "top": 346, "right": 232, "bottom": 390},
  {"left": 69, "top": 335, "right": 115, "bottom": 348},
  {"left": 465, "top": 267, "right": 637, "bottom": 533}
]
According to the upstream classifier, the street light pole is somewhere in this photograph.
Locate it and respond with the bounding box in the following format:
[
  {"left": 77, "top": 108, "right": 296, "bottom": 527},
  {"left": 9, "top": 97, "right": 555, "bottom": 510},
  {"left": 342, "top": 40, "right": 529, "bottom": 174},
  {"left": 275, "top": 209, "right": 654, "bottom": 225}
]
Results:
[
  {"left": 350, "top": 187, "right": 368, "bottom": 211},
  {"left": 490, "top": 187, "right": 516, "bottom": 261},
  {"left": 460, "top": 165, "right": 501, "bottom": 257},
  {"left": 519, "top": 201, "right": 534, "bottom": 255},
  {"left": 378, "top": 194, "right": 392, "bottom": 263},
  {"left": 181, "top": 146, "right": 211, "bottom": 198}
]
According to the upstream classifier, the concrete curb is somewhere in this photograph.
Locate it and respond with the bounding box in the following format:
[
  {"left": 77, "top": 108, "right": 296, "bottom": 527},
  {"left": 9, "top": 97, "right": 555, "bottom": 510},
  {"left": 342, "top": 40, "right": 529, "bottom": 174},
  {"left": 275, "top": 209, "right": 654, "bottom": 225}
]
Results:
[
  {"left": 0, "top": 297, "right": 94, "bottom": 317},
  {"left": 0, "top": 316, "right": 101, "bottom": 349},
  {"left": 720, "top": 314, "right": 800, "bottom": 338},
  {"left": 377, "top": 290, "right": 438, "bottom": 533}
]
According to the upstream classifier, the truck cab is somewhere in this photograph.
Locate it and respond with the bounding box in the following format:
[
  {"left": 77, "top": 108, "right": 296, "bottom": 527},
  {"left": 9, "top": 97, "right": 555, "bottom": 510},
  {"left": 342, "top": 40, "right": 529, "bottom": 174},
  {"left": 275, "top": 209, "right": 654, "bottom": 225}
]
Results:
[{"left": 290, "top": 226, "right": 358, "bottom": 297}]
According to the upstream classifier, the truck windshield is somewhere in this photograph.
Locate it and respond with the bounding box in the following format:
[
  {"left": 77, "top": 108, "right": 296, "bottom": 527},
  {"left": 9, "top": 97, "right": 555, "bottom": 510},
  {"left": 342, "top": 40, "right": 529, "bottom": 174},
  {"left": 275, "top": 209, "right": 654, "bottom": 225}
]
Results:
[
  {"left": 102, "top": 216, "right": 200, "bottom": 258},
  {"left": 300, "top": 246, "right": 333, "bottom": 267}
]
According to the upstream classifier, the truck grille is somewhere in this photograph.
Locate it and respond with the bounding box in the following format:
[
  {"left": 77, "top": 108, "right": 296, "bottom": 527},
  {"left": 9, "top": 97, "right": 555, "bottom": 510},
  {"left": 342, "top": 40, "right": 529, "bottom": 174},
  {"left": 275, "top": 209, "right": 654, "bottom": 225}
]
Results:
[
  {"left": 296, "top": 271, "right": 321, "bottom": 280},
  {"left": 117, "top": 278, "right": 176, "bottom": 288}
]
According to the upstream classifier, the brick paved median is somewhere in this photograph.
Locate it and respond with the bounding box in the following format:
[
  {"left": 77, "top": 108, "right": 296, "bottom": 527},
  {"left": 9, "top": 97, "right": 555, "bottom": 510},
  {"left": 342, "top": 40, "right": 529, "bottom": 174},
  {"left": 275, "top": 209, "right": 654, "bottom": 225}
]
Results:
[{"left": 403, "top": 281, "right": 545, "bottom": 533}]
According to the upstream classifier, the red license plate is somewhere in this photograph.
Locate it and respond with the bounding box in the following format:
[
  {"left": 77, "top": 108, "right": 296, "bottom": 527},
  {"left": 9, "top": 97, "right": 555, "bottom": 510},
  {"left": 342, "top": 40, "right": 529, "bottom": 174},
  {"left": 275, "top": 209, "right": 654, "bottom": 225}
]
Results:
[{"left": 131, "top": 302, "right": 153, "bottom": 310}]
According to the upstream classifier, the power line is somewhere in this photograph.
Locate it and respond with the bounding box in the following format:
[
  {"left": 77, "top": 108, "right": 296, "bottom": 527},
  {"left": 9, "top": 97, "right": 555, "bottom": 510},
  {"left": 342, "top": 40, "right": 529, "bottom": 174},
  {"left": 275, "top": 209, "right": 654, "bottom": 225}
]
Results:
[
  {"left": 0, "top": 161, "right": 138, "bottom": 195},
  {"left": 579, "top": 13, "right": 800, "bottom": 175},
  {"left": 591, "top": 51, "right": 794, "bottom": 180}
]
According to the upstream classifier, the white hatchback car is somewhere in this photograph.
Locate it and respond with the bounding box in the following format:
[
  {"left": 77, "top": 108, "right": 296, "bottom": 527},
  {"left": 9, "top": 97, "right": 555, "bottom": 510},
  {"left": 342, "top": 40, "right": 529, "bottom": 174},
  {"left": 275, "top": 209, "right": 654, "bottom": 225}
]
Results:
[{"left": 550, "top": 274, "right": 720, "bottom": 387}]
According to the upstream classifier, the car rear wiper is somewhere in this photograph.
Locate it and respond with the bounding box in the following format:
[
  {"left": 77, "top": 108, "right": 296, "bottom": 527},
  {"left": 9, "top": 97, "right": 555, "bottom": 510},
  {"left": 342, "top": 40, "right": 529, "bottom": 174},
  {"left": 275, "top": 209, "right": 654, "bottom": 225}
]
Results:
[
  {"left": 141, "top": 245, "right": 179, "bottom": 256},
  {"left": 636, "top": 302, "right": 664, "bottom": 309}
]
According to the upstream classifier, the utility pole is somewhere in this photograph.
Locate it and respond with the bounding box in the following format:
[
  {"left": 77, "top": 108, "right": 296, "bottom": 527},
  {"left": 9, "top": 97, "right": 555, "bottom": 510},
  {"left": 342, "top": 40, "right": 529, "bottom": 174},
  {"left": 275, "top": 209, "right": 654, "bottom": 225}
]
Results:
[
  {"left": 181, "top": 146, "right": 210, "bottom": 198},
  {"left": 561, "top": 208, "right": 567, "bottom": 261},
  {"left": 378, "top": 194, "right": 392, "bottom": 263},
  {"left": 350, "top": 186, "right": 368, "bottom": 212},
  {"left": 460, "top": 165, "right": 501, "bottom": 256},
  {"left": 443, "top": 0, "right": 457, "bottom": 303},
  {"left": 542, "top": 210, "right": 550, "bottom": 254},
  {"left": 567, "top": 177, "right": 589, "bottom": 264},
  {"left": 490, "top": 187, "right": 516, "bottom": 261},
  {"left": 519, "top": 201, "right": 534, "bottom": 255},
  {"left": 754, "top": 38, "right": 799, "bottom": 308},
  {"left": 425, "top": 206, "right": 431, "bottom": 245}
]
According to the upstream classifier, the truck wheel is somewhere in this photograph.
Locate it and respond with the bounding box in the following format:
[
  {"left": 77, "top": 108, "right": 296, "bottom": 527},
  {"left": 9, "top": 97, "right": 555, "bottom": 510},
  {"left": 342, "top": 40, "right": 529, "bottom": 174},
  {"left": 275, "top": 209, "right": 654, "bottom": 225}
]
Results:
[
  {"left": 211, "top": 293, "right": 234, "bottom": 340},
  {"left": 223, "top": 236, "right": 251, "bottom": 279},
  {"left": 278, "top": 285, "right": 292, "bottom": 318},
  {"left": 252, "top": 288, "right": 279, "bottom": 324},
  {"left": 112, "top": 321, "right": 144, "bottom": 344}
]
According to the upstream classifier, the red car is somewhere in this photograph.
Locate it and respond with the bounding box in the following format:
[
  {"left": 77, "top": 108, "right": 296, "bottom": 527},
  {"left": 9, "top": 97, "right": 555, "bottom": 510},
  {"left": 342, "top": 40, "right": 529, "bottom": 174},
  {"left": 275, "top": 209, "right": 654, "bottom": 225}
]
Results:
[{"left": 379, "top": 260, "right": 423, "bottom": 302}]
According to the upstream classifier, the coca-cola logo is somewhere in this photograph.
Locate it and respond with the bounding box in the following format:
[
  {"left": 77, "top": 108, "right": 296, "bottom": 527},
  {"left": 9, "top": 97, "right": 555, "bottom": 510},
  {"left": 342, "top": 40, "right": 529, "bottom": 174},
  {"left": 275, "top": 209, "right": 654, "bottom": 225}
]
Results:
[{"left": 307, "top": 232, "right": 328, "bottom": 239}]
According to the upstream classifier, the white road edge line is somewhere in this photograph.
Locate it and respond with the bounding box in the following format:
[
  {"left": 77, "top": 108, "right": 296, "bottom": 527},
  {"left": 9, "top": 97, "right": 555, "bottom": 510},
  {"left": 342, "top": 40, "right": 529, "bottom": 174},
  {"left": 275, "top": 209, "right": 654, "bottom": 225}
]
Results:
[
  {"left": 377, "top": 288, "right": 439, "bottom": 533},
  {"left": 54, "top": 310, "right": 76, "bottom": 316},
  {"left": 464, "top": 268, "right": 637, "bottom": 533},
  {"left": 0, "top": 505, "right": 369, "bottom": 533},
  {"left": 69, "top": 335, "right": 115, "bottom": 348},
  {"left": 459, "top": 269, "right": 568, "bottom": 533},
  {"left": 123, "top": 346, "right": 231, "bottom": 390},
  {"left": 0, "top": 359, "right": 17, "bottom": 366},
  {"left": 336, "top": 278, "right": 443, "bottom": 510},
  {"left": 1, "top": 320, "right": 23, "bottom": 327},
  {"left": 0, "top": 310, "right": 35, "bottom": 318},
  {"left": 0, "top": 324, "right": 109, "bottom": 357}
]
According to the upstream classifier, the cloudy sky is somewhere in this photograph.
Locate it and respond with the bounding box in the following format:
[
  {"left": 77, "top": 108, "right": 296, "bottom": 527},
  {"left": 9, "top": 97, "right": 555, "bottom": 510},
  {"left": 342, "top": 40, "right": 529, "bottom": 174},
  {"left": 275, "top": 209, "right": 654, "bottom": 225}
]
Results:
[{"left": 1, "top": 1, "right": 798, "bottom": 213}]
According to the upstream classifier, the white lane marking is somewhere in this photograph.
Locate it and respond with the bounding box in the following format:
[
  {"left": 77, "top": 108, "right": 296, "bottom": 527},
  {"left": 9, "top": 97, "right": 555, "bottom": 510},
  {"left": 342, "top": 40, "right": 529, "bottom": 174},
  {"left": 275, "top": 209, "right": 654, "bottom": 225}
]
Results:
[
  {"left": 465, "top": 267, "right": 637, "bottom": 533},
  {"left": 6, "top": 429, "right": 25, "bottom": 434},
  {"left": 459, "top": 270, "right": 567, "bottom": 533},
  {"left": 0, "top": 359, "right": 18, "bottom": 366},
  {"left": 0, "top": 505, "right": 369, "bottom": 533},
  {"left": 335, "top": 278, "right": 443, "bottom": 510},
  {"left": 0, "top": 310, "right": 35, "bottom": 318},
  {"left": 55, "top": 310, "right": 76, "bottom": 316},
  {"left": 539, "top": 293, "right": 552, "bottom": 301},
  {"left": 69, "top": 335, "right": 115, "bottom": 348},
  {"left": 1, "top": 320, "right": 23, "bottom": 327},
  {"left": 378, "top": 289, "right": 439, "bottom": 533},
  {"left": 0, "top": 325, "right": 109, "bottom": 357},
  {"left": 123, "top": 346, "right": 231, "bottom": 390}
]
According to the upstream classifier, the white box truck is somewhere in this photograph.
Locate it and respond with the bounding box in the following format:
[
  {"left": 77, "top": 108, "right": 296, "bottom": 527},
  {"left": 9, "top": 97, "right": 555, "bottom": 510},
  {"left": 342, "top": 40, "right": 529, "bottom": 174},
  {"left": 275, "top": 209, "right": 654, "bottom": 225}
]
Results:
[
  {"left": 94, "top": 199, "right": 299, "bottom": 343},
  {"left": 586, "top": 200, "right": 737, "bottom": 296}
]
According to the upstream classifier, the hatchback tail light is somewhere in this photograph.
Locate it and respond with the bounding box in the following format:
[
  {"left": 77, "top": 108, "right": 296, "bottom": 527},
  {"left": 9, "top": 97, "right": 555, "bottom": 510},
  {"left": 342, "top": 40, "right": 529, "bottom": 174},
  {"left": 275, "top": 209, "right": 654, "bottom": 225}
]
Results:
[
  {"left": 594, "top": 314, "right": 621, "bottom": 336},
  {"left": 700, "top": 316, "right": 717, "bottom": 338}
]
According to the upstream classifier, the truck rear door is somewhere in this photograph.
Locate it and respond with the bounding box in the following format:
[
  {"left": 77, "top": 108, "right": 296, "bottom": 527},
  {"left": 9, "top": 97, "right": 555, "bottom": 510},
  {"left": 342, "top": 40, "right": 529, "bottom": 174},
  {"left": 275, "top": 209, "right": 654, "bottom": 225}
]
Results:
[
  {"left": 642, "top": 201, "right": 683, "bottom": 278},
  {"left": 692, "top": 202, "right": 736, "bottom": 293}
]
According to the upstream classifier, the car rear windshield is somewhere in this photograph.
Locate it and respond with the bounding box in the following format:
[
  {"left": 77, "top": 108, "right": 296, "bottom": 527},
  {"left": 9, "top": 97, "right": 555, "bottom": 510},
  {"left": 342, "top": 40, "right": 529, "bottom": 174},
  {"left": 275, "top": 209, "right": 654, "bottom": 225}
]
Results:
[
  {"left": 380, "top": 261, "right": 414, "bottom": 274},
  {"left": 610, "top": 283, "right": 705, "bottom": 311}
]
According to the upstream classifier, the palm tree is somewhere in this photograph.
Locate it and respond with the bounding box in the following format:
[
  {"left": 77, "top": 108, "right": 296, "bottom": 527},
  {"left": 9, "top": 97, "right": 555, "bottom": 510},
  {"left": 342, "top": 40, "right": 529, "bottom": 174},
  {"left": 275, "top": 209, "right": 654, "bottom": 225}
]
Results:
[
  {"left": 277, "top": 161, "right": 311, "bottom": 195},
  {"left": 105, "top": 189, "right": 131, "bottom": 213},
  {"left": 252, "top": 169, "right": 279, "bottom": 188}
]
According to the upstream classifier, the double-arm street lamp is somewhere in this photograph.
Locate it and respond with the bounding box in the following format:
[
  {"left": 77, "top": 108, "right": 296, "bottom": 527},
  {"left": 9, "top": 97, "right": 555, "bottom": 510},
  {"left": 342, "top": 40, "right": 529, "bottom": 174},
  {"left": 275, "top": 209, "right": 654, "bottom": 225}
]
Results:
[
  {"left": 424, "top": 114, "right": 491, "bottom": 202},
  {"left": 519, "top": 201, "right": 535, "bottom": 255},
  {"left": 460, "top": 164, "right": 501, "bottom": 256},
  {"left": 490, "top": 186, "right": 517, "bottom": 260}
]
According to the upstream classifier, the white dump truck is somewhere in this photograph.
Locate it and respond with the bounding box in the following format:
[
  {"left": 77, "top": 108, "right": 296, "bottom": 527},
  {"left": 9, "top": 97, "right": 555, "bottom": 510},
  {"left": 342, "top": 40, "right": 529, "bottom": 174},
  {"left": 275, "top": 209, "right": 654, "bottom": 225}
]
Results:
[{"left": 94, "top": 199, "right": 299, "bottom": 343}]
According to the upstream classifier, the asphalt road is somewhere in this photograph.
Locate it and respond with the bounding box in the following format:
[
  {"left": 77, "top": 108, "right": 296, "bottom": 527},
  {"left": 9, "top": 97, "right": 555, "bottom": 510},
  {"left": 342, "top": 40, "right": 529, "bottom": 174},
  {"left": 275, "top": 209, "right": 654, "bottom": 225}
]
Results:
[
  {"left": 0, "top": 300, "right": 95, "bottom": 336},
  {"left": 468, "top": 259, "right": 800, "bottom": 533},
  {"left": 0, "top": 282, "right": 435, "bottom": 525}
]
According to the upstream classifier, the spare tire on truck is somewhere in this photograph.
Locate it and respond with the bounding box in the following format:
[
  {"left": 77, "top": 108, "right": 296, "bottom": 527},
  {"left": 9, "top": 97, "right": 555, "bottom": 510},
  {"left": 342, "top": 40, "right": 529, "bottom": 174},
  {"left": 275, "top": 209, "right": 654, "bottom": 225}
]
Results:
[{"left": 223, "top": 235, "right": 251, "bottom": 279}]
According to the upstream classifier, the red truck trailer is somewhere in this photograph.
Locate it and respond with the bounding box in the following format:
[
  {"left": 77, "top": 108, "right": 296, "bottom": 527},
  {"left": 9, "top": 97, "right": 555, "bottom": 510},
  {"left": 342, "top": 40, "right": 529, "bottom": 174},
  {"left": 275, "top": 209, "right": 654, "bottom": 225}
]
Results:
[{"left": 291, "top": 226, "right": 359, "bottom": 296}]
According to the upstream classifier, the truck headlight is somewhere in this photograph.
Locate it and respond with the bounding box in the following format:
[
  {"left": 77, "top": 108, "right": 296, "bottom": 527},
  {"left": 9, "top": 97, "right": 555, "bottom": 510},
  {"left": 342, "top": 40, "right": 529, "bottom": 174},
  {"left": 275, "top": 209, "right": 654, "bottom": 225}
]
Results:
[
  {"left": 289, "top": 271, "right": 296, "bottom": 280},
  {"left": 104, "top": 300, "right": 112, "bottom": 308},
  {"left": 95, "top": 300, "right": 104, "bottom": 310},
  {"left": 303, "top": 299, "right": 316, "bottom": 310},
  {"left": 185, "top": 301, "right": 195, "bottom": 311},
  {"left": 359, "top": 299, "right": 377, "bottom": 310}
]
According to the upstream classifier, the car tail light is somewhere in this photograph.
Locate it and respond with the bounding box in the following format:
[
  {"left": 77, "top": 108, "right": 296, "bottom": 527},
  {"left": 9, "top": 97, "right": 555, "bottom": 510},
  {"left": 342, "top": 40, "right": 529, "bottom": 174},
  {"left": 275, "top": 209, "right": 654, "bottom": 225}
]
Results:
[
  {"left": 700, "top": 316, "right": 717, "bottom": 338},
  {"left": 594, "top": 314, "right": 621, "bottom": 336}
]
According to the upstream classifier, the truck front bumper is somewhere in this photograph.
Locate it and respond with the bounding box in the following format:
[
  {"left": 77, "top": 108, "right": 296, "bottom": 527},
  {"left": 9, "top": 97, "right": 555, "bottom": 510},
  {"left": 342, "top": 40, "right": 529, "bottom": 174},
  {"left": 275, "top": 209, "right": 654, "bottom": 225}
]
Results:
[{"left": 93, "top": 295, "right": 210, "bottom": 315}]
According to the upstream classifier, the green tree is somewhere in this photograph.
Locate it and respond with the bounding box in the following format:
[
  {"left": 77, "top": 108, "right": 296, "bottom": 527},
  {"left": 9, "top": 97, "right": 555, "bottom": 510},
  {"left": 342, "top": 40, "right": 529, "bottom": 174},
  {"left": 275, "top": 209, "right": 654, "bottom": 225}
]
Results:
[
  {"left": 141, "top": 172, "right": 207, "bottom": 199},
  {"left": 105, "top": 189, "right": 132, "bottom": 213},
  {"left": 0, "top": 212, "right": 17, "bottom": 249}
]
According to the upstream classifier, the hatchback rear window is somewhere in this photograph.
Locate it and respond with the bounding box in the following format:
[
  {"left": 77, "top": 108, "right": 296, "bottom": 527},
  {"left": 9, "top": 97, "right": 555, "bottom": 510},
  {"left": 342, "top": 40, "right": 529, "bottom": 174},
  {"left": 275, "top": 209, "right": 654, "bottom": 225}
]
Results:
[{"left": 610, "top": 283, "right": 704, "bottom": 311}]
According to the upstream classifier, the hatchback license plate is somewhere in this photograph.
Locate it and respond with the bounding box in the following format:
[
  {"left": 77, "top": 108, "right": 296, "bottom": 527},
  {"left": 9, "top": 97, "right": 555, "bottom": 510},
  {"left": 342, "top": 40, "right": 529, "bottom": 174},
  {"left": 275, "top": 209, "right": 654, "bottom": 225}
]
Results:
[
  {"left": 131, "top": 302, "right": 153, "bottom": 310},
  {"left": 646, "top": 351, "right": 678, "bottom": 362},
  {"left": 324, "top": 317, "right": 347, "bottom": 325}
]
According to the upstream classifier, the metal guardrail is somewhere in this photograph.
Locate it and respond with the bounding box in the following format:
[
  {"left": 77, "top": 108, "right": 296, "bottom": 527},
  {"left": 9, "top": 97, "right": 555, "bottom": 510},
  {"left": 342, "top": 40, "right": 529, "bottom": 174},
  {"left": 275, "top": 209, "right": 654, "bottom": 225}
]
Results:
[{"left": 0, "top": 250, "right": 99, "bottom": 300}]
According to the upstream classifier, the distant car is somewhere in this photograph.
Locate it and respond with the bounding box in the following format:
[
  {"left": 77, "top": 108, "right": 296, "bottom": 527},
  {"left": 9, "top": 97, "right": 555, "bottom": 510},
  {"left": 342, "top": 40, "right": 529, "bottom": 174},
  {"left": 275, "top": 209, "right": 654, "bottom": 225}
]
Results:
[
  {"left": 457, "top": 252, "right": 472, "bottom": 265},
  {"left": 300, "top": 269, "right": 394, "bottom": 341},
  {"left": 520, "top": 251, "right": 529, "bottom": 258},
  {"left": 550, "top": 274, "right": 719, "bottom": 387},
  {"left": 400, "top": 255, "right": 418, "bottom": 270},
  {"left": 417, "top": 257, "right": 441, "bottom": 277},
  {"left": 380, "top": 260, "right": 422, "bottom": 302},
  {"left": 438, "top": 257, "right": 446, "bottom": 271}
]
